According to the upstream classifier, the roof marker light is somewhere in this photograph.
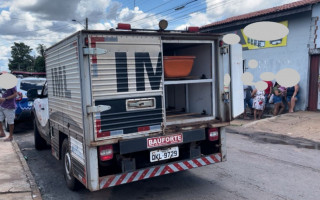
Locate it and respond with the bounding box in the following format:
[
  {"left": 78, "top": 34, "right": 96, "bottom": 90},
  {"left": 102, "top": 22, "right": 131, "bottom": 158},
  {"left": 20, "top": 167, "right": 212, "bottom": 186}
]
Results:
[{"left": 117, "top": 23, "right": 131, "bottom": 30}]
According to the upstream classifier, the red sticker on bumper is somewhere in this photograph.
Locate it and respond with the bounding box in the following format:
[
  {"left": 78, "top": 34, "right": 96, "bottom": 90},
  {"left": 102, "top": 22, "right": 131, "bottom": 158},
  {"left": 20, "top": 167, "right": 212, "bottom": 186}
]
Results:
[{"left": 147, "top": 133, "right": 183, "bottom": 148}]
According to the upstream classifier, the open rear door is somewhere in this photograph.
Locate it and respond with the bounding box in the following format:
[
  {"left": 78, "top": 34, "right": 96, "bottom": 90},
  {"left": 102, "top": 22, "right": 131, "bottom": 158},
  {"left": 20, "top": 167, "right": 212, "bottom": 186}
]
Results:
[{"left": 230, "top": 44, "right": 244, "bottom": 118}]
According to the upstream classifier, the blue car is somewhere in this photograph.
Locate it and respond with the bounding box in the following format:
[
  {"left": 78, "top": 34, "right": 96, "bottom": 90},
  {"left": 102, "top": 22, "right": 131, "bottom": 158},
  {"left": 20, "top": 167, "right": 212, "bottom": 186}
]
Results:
[
  {"left": 1, "top": 77, "right": 46, "bottom": 130},
  {"left": 15, "top": 77, "right": 46, "bottom": 120}
]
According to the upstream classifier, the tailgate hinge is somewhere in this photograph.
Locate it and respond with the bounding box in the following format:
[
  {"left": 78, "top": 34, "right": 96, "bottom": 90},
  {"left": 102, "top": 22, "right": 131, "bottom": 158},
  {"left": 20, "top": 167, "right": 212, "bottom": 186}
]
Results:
[
  {"left": 83, "top": 48, "right": 107, "bottom": 55},
  {"left": 87, "top": 105, "right": 111, "bottom": 114}
]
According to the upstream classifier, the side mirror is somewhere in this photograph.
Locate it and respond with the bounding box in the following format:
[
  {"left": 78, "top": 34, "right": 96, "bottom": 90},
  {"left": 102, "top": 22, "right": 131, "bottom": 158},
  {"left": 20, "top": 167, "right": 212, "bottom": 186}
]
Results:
[{"left": 27, "top": 89, "right": 38, "bottom": 100}]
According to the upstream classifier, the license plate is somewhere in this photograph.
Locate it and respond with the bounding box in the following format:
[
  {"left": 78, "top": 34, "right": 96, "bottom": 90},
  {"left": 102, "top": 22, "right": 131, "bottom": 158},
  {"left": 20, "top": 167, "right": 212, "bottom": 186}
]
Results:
[{"left": 150, "top": 146, "right": 179, "bottom": 163}]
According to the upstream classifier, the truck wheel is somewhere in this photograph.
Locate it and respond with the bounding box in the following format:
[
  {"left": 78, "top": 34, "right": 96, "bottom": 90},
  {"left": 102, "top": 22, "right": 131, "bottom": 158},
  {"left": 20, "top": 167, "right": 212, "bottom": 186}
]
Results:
[
  {"left": 62, "top": 139, "right": 81, "bottom": 190},
  {"left": 34, "top": 120, "right": 47, "bottom": 150}
]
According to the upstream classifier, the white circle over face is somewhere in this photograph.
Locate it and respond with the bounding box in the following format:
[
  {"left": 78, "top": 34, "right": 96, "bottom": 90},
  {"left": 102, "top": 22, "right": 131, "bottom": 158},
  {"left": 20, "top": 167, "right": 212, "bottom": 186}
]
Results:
[
  {"left": 244, "top": 21, "right": 289, "bottom": 41},
  {"left": 248, "top": 59, "right": 258, "bottom": 68},
  {"left": 222, "top": 33, "right": 240, "bottom": 45},
  {"left": 275, "top": 68, "right": 300, "bottom": 87},
  {"left": 255, "top": 81, "right": 268, "bottom": 91},
  {"left": 260, "top": 72, "right": 275, "bottom": 81},
  {"left": 0, "top": 73, "right": 18, "bottom": 89},
  {"left": 224, "top": 73, "right": 231, "bottom": 86},
  {"left": 241, "top": 72, "right": 254, "bottom": 85}
]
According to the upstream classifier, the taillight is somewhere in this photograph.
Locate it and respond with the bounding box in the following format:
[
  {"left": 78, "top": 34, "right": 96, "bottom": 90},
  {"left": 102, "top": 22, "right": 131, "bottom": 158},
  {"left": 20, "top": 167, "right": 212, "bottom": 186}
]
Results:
[
  {"left": 208, "top": 128, "right": 219, "bottom": 141},
  {"left": 16, "top": 92, "right": 22, "bottom": 101},
  {"left": 99, "top": 145, "right": 113, "bottom": 161}
]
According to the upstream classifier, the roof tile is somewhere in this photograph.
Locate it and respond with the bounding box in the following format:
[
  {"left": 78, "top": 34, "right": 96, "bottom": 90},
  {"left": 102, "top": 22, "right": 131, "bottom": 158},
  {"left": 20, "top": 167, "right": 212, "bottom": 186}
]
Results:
[{"left": 201, "top": 0, "right": 320, "bottom": 29}]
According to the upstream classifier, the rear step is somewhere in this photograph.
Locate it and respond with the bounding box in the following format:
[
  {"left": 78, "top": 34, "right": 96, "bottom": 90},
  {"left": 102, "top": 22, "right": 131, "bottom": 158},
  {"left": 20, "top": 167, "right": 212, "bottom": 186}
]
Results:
[{"left": 99, "top": 153, "right": 222, "bottom": 189}]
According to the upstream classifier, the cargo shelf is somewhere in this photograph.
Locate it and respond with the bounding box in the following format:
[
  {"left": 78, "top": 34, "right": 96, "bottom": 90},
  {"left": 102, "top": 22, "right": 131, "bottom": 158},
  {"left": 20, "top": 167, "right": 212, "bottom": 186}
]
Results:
[{"left": 162, "top": 41, "right": 214, "bottom": 125}]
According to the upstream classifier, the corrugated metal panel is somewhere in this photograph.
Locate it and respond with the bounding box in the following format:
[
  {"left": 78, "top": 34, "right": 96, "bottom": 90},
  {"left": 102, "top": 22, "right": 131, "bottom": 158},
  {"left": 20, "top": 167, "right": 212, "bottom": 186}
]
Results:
[
  {"left": 88, "top": 34, "right": 163, "bottom": 140},
  {"left": 45, "top": 38, "right": 84, "bottom": 139},
  {"left": 89, "top": 35, "right": 163, "bottom": 99}
]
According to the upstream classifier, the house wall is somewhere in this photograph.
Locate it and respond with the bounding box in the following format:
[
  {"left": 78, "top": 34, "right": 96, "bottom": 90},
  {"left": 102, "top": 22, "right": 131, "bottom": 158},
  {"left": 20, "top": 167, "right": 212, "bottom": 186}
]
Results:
[{"left": 243, "top": 12, "right": 311, "bottom": 111}]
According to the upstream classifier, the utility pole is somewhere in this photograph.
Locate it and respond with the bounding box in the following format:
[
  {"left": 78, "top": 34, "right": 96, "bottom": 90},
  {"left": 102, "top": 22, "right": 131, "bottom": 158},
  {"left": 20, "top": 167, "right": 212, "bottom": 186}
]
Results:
[{"left": 85, "top": 17, "right": 88, "bottom": 30}]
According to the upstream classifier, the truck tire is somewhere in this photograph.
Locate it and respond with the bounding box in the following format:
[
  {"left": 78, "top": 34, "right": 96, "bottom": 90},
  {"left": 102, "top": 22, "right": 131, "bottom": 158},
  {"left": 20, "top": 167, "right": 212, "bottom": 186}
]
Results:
[
  {"left": 62, "top": 138, "right": 81, "bottom": 190},
  {"left": 34, "top": 120, "right": 47, "bottom": 150}
]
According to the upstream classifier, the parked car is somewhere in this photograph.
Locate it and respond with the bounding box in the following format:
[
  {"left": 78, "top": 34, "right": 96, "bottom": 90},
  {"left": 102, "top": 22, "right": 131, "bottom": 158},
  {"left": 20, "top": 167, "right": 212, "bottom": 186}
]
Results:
[{"left": 1, "top": 77, "right": 46, "bottom": 130}]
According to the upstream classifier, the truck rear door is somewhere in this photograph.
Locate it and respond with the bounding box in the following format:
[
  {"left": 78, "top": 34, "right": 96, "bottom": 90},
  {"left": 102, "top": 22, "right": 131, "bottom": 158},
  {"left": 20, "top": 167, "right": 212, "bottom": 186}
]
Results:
[
  {"left": 87, "top": 34, "right": 163, "bottom": 140},
  {"left": 230, "top": 44, "right": 244, "bottom": 118}
]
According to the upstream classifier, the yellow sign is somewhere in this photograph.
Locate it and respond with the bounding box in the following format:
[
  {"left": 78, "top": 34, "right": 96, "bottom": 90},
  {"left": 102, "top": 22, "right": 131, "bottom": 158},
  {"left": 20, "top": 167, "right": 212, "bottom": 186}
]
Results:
[{"left": 241, "top": 21, "right": 288, "bottom": 50}]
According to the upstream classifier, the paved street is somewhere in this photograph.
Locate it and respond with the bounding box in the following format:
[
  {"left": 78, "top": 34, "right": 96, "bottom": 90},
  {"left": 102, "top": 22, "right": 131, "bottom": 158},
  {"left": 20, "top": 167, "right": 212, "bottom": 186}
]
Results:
[{"left": 14, "top": 121, "right": 320, "bottom": 200}]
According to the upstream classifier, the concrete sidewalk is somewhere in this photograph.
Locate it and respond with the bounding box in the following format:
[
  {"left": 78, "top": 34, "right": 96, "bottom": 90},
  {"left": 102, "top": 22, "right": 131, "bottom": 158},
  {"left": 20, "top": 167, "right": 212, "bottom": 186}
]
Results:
[
  {"left": 228, "top": 111, "right": 320, "bottom": 149},
  {"left": 0, "top": 134, "right": 41, "bottom": 200}
]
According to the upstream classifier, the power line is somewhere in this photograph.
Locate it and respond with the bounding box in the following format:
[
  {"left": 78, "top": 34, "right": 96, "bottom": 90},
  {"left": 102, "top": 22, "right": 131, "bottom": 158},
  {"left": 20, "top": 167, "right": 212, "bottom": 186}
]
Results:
[
  {"left": 133, "top": 0, "right": 236, "bottom": 28},
  {"left": 0, "top": 25, "right": 74, "bottom": 47},
  {"left": 141, "top": 0, "right": 172, "bottom": 13},
  {"left": 132, "top": 0, "right": 205, "bottom": 26},
  {"left": 169, "top": 0, "right": 238, "bottom": 24},
  {"left": 10, "top": 17, "right": 50, "bottom": 23},
  {"left": 130, "top": 0, "right": 199, "bottom": 25},
  {"left": 2, "top": 24, "right": 72, "bottom": 36}
]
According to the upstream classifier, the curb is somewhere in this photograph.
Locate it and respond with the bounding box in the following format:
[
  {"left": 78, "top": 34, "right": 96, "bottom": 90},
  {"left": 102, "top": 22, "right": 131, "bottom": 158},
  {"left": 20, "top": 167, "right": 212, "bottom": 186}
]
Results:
[
  {"left": 12, "top": 139, "right": 42, "bottom": 200},
  {"left": 242, "top": 115, "right": 279, "bottom": 128},
  {"left": 226, "top": 126, "right": 320, "bottom": 150}
]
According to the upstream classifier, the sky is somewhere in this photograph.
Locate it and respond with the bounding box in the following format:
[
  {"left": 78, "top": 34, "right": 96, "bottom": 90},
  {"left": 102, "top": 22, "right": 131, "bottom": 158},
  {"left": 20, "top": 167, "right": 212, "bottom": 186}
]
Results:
[{"left": 0, "top": 0, "right": 300, "bottom": 71}]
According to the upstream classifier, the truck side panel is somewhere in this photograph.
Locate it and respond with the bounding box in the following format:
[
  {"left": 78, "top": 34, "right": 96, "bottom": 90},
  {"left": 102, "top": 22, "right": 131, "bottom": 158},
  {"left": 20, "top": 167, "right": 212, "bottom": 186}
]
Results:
[{"left": 45, "top": 35, "right": 87, "bottom": 186}]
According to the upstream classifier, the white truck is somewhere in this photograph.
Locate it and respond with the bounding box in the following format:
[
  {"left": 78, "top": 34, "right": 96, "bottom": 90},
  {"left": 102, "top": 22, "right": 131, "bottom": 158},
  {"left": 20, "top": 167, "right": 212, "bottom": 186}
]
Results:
[{"left": 29, "top": 25, "right": 244, "bottom": 191}]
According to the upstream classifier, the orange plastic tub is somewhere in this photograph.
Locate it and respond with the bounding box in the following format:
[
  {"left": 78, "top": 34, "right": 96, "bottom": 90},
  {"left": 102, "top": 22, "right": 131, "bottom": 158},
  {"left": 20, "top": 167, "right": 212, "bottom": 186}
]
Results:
[{"left": 163, "top": 56, "right": 196, "bottom": 78}]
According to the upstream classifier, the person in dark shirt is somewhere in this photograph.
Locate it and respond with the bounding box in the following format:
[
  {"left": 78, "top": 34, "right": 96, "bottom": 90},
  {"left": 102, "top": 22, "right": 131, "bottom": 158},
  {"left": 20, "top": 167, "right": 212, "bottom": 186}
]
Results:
[
  {"left": 243, "top": 85, "right": 253, "bottom": 119},
  {"left": 286, "top": 84, "right": 299, "bottom": 112},
  {"left": 0, "top": 87, "right": 18, "bottom": 141}
]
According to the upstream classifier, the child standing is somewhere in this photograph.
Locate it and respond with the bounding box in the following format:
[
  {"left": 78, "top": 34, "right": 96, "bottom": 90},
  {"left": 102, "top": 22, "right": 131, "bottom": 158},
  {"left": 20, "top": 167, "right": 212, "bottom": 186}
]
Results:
[{"left": 251, "top": 89, "right": 265, "bottom": 120}]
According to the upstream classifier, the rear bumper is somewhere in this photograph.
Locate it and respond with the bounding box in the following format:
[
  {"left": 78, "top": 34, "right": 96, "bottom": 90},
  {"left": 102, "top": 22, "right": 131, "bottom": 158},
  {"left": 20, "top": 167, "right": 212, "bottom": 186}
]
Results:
[
  {"left": 99, "top": 153, "right": 222, "bottom": 189},
  {"left": 119, "top": 129, "right": 205, "bottom": 154}
]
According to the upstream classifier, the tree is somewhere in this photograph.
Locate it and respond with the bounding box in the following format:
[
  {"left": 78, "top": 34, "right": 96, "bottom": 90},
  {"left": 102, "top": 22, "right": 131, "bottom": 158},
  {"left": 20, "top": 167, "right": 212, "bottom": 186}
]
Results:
[
  {"left": 34, "top": 44, "right": 46, "bottom": 72},
  {"left": 36, "top": 44, "right": 46, "bottom": 57},
  {"left": 34, "top": 56, "right": 45, "bottom": 72},
  {"left": 8, "top": 42, "right": 34, "bottom": 71}
]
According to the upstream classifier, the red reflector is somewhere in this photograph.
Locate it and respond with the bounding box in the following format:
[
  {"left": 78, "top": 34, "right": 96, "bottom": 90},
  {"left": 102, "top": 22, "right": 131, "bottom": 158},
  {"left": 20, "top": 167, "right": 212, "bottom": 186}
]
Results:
[
  {"left": 188, "top": 26, "right": 199, "bottom": 32},
  {"left": 97, "top": 131, "right": 110, "bottom": 138},
  {"left": 208, "top": 128, "right": 219, "bottom": 141},
  {"left": 138, "top": 126, "right": 150, "bottom": 132},
  {"left": 96, "top": 119, "right": 111, "bottom": 138},
  {"left": 117, "top": 23, "right": 131, "bottom": 30},
  {"left": 99, "top": 145, "right": 113, "bottom": 161}
]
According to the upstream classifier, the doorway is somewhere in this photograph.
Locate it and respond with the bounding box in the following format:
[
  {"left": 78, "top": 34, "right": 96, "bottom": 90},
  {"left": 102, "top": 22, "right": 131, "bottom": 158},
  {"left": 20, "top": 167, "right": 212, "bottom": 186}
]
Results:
[{"left": 308, "top": 55, "right": 320, "bottom": 111}]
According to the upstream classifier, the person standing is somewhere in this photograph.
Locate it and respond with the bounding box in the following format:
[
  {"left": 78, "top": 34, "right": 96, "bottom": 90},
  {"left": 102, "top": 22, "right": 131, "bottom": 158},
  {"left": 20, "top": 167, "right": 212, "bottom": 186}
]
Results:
[
  {"left": 243, "top": 85, "right": 253, "bottom": 119},
  {"left": 264, "top": 80, "right": 273, "bottom": 103},
  {"left": 262, "top": 80, "right": 273, "bottom": 116},
  {"left": 0, "top": 86, "right": 17, "bottom": 141}
]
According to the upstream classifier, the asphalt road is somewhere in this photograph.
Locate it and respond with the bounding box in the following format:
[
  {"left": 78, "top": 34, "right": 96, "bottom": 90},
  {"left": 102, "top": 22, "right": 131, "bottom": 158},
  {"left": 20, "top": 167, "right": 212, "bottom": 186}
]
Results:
[{"left": 14, "top": 121, "right": 320, "bottom": 200}]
